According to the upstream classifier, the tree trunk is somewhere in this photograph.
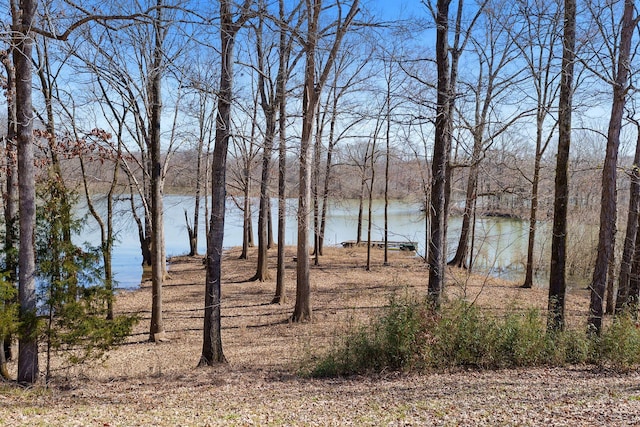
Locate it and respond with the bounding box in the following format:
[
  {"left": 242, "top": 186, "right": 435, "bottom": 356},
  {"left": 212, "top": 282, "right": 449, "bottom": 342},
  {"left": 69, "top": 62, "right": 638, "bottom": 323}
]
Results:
[
  {"left": 273, "top": 0, "right": 291, "bottom": 305},
  {"left": 356, "top": 145, "right": 370, "bottom": 245},
  {"left": 588, "top": 0, "right": 635, "bottom": 335},
  {"left": 267, "top": 197, "right": 274, "bottom": 249},
  {"left": 449, "top": 150, "right": 480, "bottom": 268},
  {"left": 312, "top": 105, "right": 325, "bottom": 263},
  {"left": 428, "top": 0, "right": 452, "bottom": 307},
  {"left": 291, "top": 0, "right": 359, "bottom": 322},
  {"left": 1, "top": 49, "right": 18, "bottom": 373},
  {"left": 605, "top": 246, "right": 616, "bottom": 315},
  {"left": 189, "top": 139, "right": 204, "bottom": 257},
  {"left": 366, "top": 134, "right": 377, "bottom": 272},
  {"left": 240, "top": 166, "right": 252, "bottom": 260},
  {"left": 523, "top": 147, "right": 543, "bottom": 288},
  {"left": 274, "top": 96, "right": 287, "bottom": 302},
  {"left": 616, "top": 123, "right": 640, "bottom": 312},
  {"left": 253, "top": 125, "right": 275, "bottom": 281},
  {"left": 319, "top": 124, "right": 336, "bottom": 255},
  {"left": 253, "top": 12, "right": 277, "bottom": 282},
  {"left": 149, "top": 0, "right": 166, "bottom": 342},
  {"left": 292, "top": 29, "right": 316, "bottom": 322},
  {"left": 548, "top": 0, "right": 576, "bottom": 332},
  {"left": 628, "top": 211, "right": 640, "bottom": 317},
  {"left": 14, "top": 0, "right": 39, "bottom": 384},
  {"left": 200, "top": 0, "right": 248, "bottom": 365}
]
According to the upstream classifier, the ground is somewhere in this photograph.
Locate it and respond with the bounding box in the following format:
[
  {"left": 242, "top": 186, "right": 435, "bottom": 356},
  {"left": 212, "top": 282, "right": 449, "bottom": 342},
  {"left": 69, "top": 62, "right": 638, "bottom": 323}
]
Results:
[{"left": 2, "top": 246, "right": 640, "bottom": 426}]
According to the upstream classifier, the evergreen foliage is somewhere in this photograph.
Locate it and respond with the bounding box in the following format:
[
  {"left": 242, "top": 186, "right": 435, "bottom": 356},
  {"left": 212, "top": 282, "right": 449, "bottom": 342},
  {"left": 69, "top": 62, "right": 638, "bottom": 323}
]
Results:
[{"left": 35, "top": 176, "right": 137, "bottom": 379}]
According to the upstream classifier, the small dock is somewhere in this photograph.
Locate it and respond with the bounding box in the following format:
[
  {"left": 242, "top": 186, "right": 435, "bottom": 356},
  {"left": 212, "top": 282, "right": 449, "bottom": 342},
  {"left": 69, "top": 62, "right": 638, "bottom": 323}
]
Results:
[{"left": 341, "top": 240, "right": 418, "bottom": 252}]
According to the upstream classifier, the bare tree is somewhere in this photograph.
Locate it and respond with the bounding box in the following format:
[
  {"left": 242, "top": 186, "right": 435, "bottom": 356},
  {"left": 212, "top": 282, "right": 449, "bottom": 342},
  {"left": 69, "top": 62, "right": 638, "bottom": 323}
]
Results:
[
  {"left": 427, "top": 0, "right": 452, "bottom": 306},
  {"left": 200, "top": 0, "right": 255, "bottom": 366},
  {"left": 449, "top": 2, "right": 526, "bottom": 269},
  {"left": 291, "top": 0, "right": 360, "bottom": 322},
  {"left": 316, "top": 42, "right": 369, "bottom": 258},
  {"left": 250, "top": 0, "right": 302, "bottom": 281},
  {"left": 183, "top": 56, "right": 219, "bottom": 257},
  {"left": 548, "top": 0, "right": 577, "bottom": 332},
  {"left": 0, "top": 47, "right": 18, "bottom": 380},
  {"left": 12, "top": 0, "right": 39, "bottom": 385},
  {"left": 588, "top": 0, "right": 638, "bottom": 334},
  {"left": 274, "top": 0, "right": 303, "bottom": 304},
  {"left": 508, "top": 0, "right": 562, "bottom": 289},
  {"left": 616, "top": 113, "right": 640, "bottom": 312}
]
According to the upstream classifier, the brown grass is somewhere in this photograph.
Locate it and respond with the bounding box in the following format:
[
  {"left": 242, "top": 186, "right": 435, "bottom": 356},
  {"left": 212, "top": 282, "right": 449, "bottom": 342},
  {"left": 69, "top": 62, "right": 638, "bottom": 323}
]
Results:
[{"left": 2, "top": 246, "right": 640, "bottom": 426}]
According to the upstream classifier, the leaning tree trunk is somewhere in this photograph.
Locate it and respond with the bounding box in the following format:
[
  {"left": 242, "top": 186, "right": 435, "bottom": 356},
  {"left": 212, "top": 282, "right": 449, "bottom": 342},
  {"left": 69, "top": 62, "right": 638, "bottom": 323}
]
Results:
[
  {"left": 449, "top": 155, "right": 480, "bottom": 268},
  {"left": 523, "top": 146, "right": 543, "bottom": 289},
  {"left": 616, "top": 122, "right": 640, "bottom": 312},
  {"left": 588, "top": 0, "right": 635, "bottom": 335},
  {"left": 628, "top": 212, "right": 640, "bottom": 317}
]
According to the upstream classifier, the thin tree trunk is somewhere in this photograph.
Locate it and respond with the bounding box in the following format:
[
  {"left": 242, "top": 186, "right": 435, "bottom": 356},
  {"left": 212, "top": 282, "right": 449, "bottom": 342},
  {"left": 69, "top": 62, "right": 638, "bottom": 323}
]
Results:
[
  {"left": 523, "top": 147, "right": 543, "bottom": 288},
  {"left": 312, "top": 100, "right": 325, "bottom": 263},
  {"left": 267, "top": 197, "right": 274, "bottom": 249},
  {"left": 356, "top": 146, "right": 369, "bottom": 245},
  {"left": 240, "top": 164, "right": 252, "bottom": 260},
  {"left": 149, "top": 0, "right": 166, "bottom": 342},
  {"left": 1, "top": 49, "right": 17, "bottom": 379},
  {"left": 253, "top": 10, "right": 277, "bottom": 281},
  {"left": 605, "top": 246, "right": 616, "bottom": 315},
  {"left": 273, "top": 0, "right": 291, "bottom": 305},
  {"left": 449, "top": 157, "right": 479, "bottom": 268},
  {"left": 366, "top": 136, "right": 377, "bottom": 272},
  {"left": 616, "top": 123, "right": 640, "bottom": 312},
  {"left": 628, "top": 211, "right": 640, "bottom": 317}
]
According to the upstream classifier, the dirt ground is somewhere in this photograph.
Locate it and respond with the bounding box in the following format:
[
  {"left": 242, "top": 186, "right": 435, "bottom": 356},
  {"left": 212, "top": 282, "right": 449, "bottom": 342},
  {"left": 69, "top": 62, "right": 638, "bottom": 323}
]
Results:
[{"left": 2, "top": 246, "right": 640, "bottom": 426}]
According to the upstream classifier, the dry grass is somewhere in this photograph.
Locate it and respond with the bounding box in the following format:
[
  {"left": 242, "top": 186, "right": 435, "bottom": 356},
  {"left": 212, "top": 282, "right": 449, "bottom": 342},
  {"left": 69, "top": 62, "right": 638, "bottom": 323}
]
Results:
[{"left": 2, "top": 246, "right": 640, "bottom": 426}]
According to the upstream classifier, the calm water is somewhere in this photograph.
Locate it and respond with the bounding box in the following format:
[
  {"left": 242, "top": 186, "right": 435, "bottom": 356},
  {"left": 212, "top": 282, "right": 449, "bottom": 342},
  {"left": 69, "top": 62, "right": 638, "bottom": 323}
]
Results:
[{"left": 74, "top": 196, "right": 536, "bottom": 289}]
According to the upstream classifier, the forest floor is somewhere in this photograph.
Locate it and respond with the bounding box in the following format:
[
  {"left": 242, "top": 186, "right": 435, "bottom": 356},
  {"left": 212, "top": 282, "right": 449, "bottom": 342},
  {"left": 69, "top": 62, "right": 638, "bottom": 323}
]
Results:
[{"left": 2, "top": 246, "right": 640, "bottom": 426}]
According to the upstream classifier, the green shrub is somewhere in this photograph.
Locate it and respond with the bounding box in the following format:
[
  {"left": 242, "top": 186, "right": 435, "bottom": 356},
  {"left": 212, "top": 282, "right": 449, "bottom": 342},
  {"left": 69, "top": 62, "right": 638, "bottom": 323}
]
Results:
[
  {"left": 309, "top": 293, "right": 640, "bottom": 377},
  {"left": 310, "top": 295, "right": 427, "bottom": 376},
  {"left": 593, "top": 315, "right": 640, "bottom": 370}
]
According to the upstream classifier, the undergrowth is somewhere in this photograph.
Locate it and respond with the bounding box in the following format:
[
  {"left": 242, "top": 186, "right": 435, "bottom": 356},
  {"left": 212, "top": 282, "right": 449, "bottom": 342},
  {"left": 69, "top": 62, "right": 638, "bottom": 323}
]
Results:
[{"left": 309, "top": 295, "right": 640, "bottom": 377}]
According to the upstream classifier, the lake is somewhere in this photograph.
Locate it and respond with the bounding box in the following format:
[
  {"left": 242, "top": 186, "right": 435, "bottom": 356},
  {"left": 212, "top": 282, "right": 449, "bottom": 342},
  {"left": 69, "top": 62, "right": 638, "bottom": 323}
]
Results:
[{"left": 75, "top": 195, "right": 537, "bottom": 289}]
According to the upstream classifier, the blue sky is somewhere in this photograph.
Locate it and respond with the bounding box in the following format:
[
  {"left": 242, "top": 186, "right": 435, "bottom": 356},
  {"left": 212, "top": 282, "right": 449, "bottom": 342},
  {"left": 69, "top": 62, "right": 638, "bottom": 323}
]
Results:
[{"left": 366, "top": 0, "right": 426, "bottom": 21}]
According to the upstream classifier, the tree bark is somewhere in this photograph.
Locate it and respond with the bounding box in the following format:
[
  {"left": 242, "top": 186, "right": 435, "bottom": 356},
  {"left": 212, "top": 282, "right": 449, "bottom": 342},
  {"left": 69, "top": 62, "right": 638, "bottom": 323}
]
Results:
[
  {"left": 273, "top": 0, "right": 294, "bottom": 304},
  {"left": 201, "top": 0, "right": 251, "bottom": 365},
  {"left": 1, "top": 48, "right": 18, "bottom": 373},
  {"left": 588, "top": 0, "right": 635, "bottom": 335},
  {"left": 616, "top": 123, "right": 640, "bottom": 312},
  {"left": 253, "top": 12, "right": 277, "bottom": 282},
  {"left": 13, "top": 0, "right": 39, "bottom": 384},
  {"left": 548, "top": 0, "right": 576, "bottom": 332},
  {"left": 149, "top": 0, "right": 166, "bottom": 342},
  {"left": 428, "top": 0, "right": 452, "bottom": 307},
  {"left": 292, "top": 0, "right": 359, "bottom": 322}
]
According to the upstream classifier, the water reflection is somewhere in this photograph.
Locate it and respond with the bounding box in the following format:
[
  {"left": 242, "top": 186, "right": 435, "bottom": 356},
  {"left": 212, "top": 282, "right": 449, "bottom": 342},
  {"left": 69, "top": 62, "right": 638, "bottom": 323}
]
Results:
[{"left": 75, "top": 196, "right": 540, "bottom": 289}]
